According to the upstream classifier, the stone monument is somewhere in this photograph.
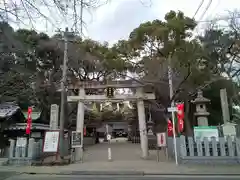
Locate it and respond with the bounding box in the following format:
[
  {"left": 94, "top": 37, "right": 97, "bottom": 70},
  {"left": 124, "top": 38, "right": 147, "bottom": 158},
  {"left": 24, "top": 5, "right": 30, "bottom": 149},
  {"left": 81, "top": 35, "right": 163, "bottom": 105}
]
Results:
[
  {"left": 191, "top": 90, "right": 210, "bottom": 126},
  {"left": 219, "top": 89, "right": 237, "bottom": 139}
]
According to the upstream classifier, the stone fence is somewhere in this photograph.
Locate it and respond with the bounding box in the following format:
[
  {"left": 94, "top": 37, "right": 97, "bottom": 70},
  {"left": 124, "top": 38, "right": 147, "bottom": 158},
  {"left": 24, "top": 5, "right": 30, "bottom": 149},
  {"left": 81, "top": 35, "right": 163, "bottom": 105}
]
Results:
[
  {"left": 7, "top": 138, "right": 69, "bottom": 165},
  {"left": 6, "top": 137, "right": 96, "bottom": 165},
  {"left": 167, "top": 136, "right": 240, "bottom": 164},
  {"left": 7, "top": 138, "right": 43, "bottom": 165}
]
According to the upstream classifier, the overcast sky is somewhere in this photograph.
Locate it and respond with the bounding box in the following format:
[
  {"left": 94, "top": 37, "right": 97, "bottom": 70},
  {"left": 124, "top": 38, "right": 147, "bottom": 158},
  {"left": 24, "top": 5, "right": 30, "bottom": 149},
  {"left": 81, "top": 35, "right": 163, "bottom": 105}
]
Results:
[{"left": 15, "top": 0, "right": 240, "bottom": 44}]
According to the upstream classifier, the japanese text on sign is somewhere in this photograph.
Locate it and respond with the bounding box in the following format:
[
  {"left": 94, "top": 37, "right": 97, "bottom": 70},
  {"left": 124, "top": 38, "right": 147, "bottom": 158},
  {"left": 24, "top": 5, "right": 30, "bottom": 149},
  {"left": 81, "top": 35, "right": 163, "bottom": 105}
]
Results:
[
  {"left": 71, "top": 131, "right": 82, "bottom": 148},
  {"left": 43, "top": 131, "right": 59, "bottom": 153}
]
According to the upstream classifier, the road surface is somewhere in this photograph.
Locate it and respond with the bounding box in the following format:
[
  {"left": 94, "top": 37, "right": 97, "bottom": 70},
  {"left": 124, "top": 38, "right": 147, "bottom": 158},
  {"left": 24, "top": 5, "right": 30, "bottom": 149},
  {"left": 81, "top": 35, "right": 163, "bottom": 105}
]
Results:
[{"left": 4, "top": 174, "right": 240, "bottom": 180}]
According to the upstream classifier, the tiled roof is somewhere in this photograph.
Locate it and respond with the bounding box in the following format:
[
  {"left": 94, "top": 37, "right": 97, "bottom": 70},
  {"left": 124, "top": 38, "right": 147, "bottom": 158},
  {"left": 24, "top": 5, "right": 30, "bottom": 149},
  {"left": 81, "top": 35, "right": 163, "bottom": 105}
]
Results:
[{"left": 0, "top": 103, "right": 20, "bottom": 118}]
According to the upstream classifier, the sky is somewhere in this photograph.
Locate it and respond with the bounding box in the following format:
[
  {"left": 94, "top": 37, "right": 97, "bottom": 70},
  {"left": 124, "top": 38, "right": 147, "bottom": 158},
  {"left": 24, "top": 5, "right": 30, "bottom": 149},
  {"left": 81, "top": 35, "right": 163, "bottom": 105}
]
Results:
[
  {"left": 64, "top": 0, "right": 239, "bottom": 44},
  {"left": 8, "top": 0, "right": 240, "bottom": 44}
]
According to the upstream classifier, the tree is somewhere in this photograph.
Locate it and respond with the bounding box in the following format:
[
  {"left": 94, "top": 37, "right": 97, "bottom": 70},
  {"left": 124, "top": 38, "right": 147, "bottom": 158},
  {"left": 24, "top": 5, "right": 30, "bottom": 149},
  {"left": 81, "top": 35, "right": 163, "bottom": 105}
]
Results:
[
  {"left": 112, "top": 11, "right": 217, "bottom": 134},
  {"left": 0, "top": 22, "right": 38, "bottom": 106},
  {"left": 198, "top": 11, "right": 240, "bottom": 125}
]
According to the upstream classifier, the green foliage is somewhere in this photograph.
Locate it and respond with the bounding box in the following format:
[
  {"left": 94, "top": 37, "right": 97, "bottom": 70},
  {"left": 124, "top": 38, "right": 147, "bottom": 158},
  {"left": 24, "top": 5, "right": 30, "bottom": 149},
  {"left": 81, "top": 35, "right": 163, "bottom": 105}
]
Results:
[{"left": 0, "top": 10, "right": 239, "bottom": 127}]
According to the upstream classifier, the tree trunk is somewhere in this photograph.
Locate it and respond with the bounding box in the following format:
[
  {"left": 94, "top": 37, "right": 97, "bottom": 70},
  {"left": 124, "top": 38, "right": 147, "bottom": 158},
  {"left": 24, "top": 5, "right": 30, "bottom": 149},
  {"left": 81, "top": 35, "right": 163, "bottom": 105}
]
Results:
[{"left": 184, "top": 100, "right": 193, "bottom": 136}]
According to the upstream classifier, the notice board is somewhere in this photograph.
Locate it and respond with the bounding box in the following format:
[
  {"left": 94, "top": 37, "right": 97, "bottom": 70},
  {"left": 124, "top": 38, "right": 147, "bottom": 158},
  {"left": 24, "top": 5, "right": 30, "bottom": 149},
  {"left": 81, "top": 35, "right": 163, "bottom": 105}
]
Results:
[{"left": 43, "top": 131, "right": 60, "bottom": 153}]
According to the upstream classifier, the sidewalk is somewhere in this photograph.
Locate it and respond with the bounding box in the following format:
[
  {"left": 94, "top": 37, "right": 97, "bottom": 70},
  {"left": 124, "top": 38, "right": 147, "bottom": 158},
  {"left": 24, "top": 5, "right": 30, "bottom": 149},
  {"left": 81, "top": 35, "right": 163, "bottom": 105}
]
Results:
[{"left": 0, "top": 160, "right": 240, "bottom": 175}]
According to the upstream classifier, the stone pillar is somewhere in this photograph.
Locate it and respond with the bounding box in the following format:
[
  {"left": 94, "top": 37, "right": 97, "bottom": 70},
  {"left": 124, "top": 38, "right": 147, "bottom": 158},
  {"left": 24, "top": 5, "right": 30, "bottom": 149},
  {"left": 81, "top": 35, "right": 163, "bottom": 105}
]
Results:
[
  {"left": 127, "top": 124, "right": 132, "bottom": 141},
  {"left": 136, "top": 88, "right": 148, "bottom": 159},
  {"left": 75, "top": 88, "right": 85, "bottom": 161},
  {"left": 220, "top": 89, "right": 230, "bottom": 124},
  {"left": 9, "top": 139, "right": 15, "bottom": 158},
  {"left": 27, "top": 138, "right": 35, "bottom": 158},
  {"left": 50, "top": 104, "right": 59, "bottom": 130},
  {"left": 22, "top": 144, "right": 27, "bottom": 158}
]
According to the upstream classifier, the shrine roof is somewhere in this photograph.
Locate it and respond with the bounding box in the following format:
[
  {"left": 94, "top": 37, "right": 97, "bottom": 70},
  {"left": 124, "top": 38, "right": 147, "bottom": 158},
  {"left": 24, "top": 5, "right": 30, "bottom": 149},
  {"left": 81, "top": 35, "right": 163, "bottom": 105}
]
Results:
[
  {"left": 0, "top": 102, "right": 20, "bottom": 119},
  {"left": 22, "top": 111, "right": 41, "bottom": 120},
  {"left": 4, "top": 123, "right": 68, "bottom": 131}
]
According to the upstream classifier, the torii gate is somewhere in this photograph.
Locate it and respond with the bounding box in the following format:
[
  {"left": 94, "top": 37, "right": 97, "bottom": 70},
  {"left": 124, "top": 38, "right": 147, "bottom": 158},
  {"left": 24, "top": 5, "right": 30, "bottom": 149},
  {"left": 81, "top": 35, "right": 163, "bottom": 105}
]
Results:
[{"left": 67, "top": 80, "right": 155, "bottom": 160}]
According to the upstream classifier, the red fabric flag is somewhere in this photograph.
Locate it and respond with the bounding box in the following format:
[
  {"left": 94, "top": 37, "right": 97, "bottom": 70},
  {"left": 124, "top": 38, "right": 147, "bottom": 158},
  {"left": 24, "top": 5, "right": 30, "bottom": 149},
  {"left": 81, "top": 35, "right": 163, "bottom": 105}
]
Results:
[
  {"left": 26, "top": 107, "right": 32, "bottom": 135},
  {"left": 167, "top": 119, "right": 173, "bottom": 136},
  {"left": 177, "top": 103, "right": 184, "bottom": 133}
]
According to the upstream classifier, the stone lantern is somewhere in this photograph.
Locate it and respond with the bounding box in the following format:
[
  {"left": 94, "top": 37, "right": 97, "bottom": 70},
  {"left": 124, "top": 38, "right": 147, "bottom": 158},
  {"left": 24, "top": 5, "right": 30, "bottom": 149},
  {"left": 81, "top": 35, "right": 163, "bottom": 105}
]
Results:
[{"left": 191, "top": 90, "right": 210, "bottom": 126}]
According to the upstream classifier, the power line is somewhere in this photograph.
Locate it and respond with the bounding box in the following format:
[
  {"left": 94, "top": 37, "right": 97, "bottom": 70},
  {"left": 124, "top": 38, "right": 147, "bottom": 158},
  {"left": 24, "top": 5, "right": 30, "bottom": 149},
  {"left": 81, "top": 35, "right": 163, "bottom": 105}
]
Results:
[
  {"left": 198, "top": 0, "right": 213, "bottom": 21},
  {"left": 197, "top": 15, "right": 240, "bottom": 23},
  {"left": 193, "top": 0, "right": 205, "bottom": 19}
]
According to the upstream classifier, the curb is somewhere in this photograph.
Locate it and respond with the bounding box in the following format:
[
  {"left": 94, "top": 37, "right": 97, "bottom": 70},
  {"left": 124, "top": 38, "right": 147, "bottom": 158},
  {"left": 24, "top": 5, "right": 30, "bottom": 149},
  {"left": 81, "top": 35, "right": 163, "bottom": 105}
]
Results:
[
  {"left": 23, "top": 171, "right": 145, "bottom": 176},
  {"left": 20, "top": 171, "right": 240, "bottom": 176},
  {"left": 143, "top": 173, "right": 240, "bottom": 176}
]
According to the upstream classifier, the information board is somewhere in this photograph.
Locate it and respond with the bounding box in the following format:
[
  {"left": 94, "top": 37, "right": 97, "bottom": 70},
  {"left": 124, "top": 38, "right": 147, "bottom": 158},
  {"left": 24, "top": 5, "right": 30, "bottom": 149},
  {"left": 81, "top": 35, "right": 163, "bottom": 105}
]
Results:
[
  {"left": 157, "top": 132, "right": 167, "bottom": 147},
  {"left": 222, "top": 123, "right": 236, "bottom": 138},
  {"left": 43, "top": 131, "right": 60, "bottom": 153},
  {"left": 71, "top": 131, "right": 82, "bottom": 148},
  {"left": 194, "top": 126, "right": 219, "bottom": 141}
]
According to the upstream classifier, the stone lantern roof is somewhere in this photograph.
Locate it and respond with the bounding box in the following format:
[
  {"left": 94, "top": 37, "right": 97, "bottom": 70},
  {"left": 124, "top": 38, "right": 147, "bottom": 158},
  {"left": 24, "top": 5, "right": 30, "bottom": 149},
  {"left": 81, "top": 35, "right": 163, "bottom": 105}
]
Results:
[{"left": 191, "top": 90, "right": 210, "bottom": 104}]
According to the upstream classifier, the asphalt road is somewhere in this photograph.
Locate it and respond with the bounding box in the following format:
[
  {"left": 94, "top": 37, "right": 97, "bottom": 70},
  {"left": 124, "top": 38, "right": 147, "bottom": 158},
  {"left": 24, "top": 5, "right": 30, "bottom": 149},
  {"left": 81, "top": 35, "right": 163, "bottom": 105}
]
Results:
[{"left": 4, "top": 174, "right": 240, "bottom": 180}]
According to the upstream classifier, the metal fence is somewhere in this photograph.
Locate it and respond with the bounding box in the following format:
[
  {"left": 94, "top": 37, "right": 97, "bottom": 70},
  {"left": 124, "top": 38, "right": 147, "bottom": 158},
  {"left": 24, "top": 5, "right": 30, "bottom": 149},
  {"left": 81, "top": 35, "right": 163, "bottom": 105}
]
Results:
[{"left": 167, "top": 136, "right": 240, "bottom": 164}]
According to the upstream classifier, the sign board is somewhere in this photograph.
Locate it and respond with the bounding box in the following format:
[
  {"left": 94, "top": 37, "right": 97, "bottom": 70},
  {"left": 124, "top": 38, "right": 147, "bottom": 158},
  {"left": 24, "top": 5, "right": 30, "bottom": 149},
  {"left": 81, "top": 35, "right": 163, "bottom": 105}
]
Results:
[
  {"left": 16, "top": 137, "right": 27, "bottom": 147},
  {"left": 72, "top": 131, "right": 82, "bottom": 148},
  {"left": 222, "top": 123, "right": 236, "bottom": 136},
  {"left": 43, "top": 131, "right": 60, "bottom": 153},
  {"left": 50, "top": 104, "right": 59, "bottom": 130},
  {"left": 157, "top": 132, "right": 167, "bottom": 147},
  {"left": 167, "top": 107, "right": 177, "bottom": 112},
  {"left": 107, "top": 134, "right": 111, "bottom": 141},
  {"left": 194, "top": 126, "right": 219, "bottom": 141}
]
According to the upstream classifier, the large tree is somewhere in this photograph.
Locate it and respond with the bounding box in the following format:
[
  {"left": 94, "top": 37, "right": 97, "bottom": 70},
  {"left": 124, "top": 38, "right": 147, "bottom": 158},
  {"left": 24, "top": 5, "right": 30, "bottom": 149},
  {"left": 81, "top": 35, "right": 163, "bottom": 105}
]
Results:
[{"left": 113, "top": 11, "right": 217, "bottom": 133}]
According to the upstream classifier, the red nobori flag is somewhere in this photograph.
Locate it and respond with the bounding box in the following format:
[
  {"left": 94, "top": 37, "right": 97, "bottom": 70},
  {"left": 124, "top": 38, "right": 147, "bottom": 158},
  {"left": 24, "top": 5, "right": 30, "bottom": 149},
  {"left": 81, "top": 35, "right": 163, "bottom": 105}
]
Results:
[
  {"left": 167, "top": 119, "right": 173, "bottom": 136},
  {"left": 177, "top": 103, "right": 184, "bottom": 133},
  {"left": 26, "top": 107, "right": 32, "bottom": 135}
]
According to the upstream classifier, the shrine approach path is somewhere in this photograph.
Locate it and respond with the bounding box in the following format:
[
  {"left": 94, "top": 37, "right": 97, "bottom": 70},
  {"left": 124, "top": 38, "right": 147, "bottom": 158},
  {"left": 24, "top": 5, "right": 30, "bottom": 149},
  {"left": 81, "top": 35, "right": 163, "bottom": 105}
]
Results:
[{"left": 82, "top": 138, "right": 168, "bottom": 162}]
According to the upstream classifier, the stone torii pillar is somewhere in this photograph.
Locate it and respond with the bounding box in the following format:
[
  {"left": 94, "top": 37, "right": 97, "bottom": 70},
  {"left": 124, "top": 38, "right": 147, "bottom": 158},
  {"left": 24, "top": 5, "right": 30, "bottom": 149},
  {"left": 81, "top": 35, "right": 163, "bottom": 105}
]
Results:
[
  {"left": 136, "top": 87, "right": 148, "bottom": 159},
  {"left": 75, "top": 88, "right": 85, "bottom": 161}
]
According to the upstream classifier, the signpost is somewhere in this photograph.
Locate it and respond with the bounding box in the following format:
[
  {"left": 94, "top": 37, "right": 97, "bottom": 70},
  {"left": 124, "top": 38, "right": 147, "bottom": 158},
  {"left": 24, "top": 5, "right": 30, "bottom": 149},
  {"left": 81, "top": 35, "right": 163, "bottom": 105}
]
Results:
[
  {"left": 167, "top": 106, "right": 178, "bottom": 165},
  {"left": 106, "top": 124, "right": 112, "bottom": 161},
  {"left": 107, "top": 134, "right": 111, "bottom": 141},
  {"left": 156, "top": 132, "right": 167, "bottom": 162}
]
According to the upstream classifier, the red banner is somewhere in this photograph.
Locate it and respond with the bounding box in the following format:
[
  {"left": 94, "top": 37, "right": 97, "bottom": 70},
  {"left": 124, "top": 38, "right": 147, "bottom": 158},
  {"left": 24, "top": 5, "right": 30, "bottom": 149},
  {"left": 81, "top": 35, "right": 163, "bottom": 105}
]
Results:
[
  {"left": 167, "top": 119, "right": 173, "bottom": 136},
  {"left": 84, "top": 127, "right": 87, "bottom": 136},
  {"left": 177, "top": 103, "right": 184, "bottom": 133},
  {"left": 26, "top": 107, "right": 32, "bottom": 135}
]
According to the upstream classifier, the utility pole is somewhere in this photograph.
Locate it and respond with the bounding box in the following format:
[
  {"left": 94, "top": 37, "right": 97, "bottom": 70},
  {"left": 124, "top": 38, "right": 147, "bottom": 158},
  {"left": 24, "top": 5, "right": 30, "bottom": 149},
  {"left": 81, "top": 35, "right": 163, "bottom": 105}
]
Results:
[
  {"left": 59, "top": 27, "right": 69, "bottom": 157},
  {"left": 167, "top": 55, "right": 178, "bottom": 165}
]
